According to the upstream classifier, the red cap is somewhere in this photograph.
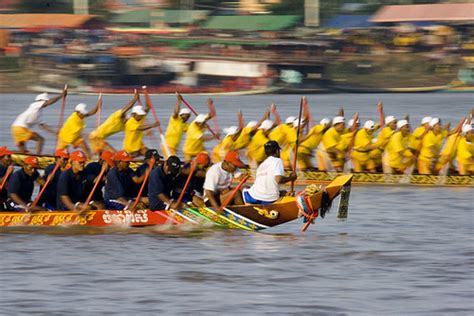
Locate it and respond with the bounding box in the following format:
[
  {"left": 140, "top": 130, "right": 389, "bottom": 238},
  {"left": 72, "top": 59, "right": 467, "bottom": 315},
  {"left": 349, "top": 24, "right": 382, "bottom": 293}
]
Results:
[
  {"left": 100, "top": 150, "right": 115, "bottom": 167},
  {"left": 54, "top": 148, "right": 69, "bottom": 158},
  {"left": 24, "top": 156, "right": 40, "bottom": 168},
  {"left": 195, "top": 152, "right": 210, "bottom": 166},
  {"left": 0, "top": 146, "right": 13, "bottom": 157},
  {"left": 70, "top": 150, "right": 87, "bottom": 162},
  {"left": 114, "top": 150, "right": 133, "bottom": 162},
  {"left": 224, "top": 151, "right": 246, "bottom": 168}
]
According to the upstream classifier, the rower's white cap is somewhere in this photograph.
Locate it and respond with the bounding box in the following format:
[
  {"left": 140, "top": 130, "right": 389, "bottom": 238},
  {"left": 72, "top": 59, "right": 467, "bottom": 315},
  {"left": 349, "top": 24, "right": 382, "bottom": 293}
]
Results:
[
  {"left": 421, "top": 116, "right": 432, "bottom": 125},
  {"left": 259, "top": 119, "right": 274, "bottom": 131},
  {"left": 224, "top": 126, "right": 239, "bottom": 137},
  {"left": 332, "top": 116, "right": 345, "bottom": 125},
  {"left": 364, "top": 120, "right": 375, "bottom": 130},
  {"left": 320, "top": 118, "right": 330, "bottom": 126},
  {"left": 385, "top": 115, "right": 396, "bottom": 125},
  {"left": 35, "top": 93, "right": 49, "bottom": 102},
  {"left": 131, "top": 105, "right": 146, "bottom": 116},
  {"left": 348, "top": 118, "right": 360, "bottom": 127},
  {"left": 75, "top": 103, "right": 88, "bottom": 115},
  {"left": 246, "top": 120, "right": 258, "bottom": 129},
  {"left": 462, "top": 124, "right": 472, "bottom": 134},
  {"left": 179, "top": 108, "right": 191, "bottom": 116},
  {"left": 397, "top": 119, "right": 409, "bottom": 129},
  {"left": 194, "top": 113, "right": 207, "bottom": 123},
  {"left": 293, "top": 119, "right": 305, "bottom": 128},
  {"left": 429, "top": 117, "right": 440, "bottom": 127},
  {"left": 285, "top": 116, "right": 296, "bottom": 124}
]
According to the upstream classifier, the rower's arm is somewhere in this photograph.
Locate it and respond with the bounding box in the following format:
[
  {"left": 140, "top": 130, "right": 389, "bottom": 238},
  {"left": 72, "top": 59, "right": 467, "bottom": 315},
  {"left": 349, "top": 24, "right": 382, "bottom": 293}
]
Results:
[
  {"left": 204, "top": 189, "right": 220, "bottom": 208},
  {"left": 42, "top": 90, "right": 66, "bottom": 108},
  {"left": 157, "top": 193, "right": 174, "bottom": 208},
  {"left": 60, "top": 195, "right": 77, "bottom": 210},
  {"left": 9, "top": 193, "right": 28, "bottom": 209},
  {"left": 39, "top": 123, "right": 57, "bottom": 135},
  {"left": 84, "top": 96, "right": 101, "bottom": 117},
  {"left": 254, "top": 111, "right": 270, "bottom": 132},
  {"left": 172, "top": 98, "right": 180, "bottom": 118},
  {"left": 276, "top": 172, "right": 297, "bottom": 184},
  {"left": 122, "top": 91, "right": 139, "bottom": 113},
  {"left": 137, "top": 121, "right": 160, "bottom": 131}
]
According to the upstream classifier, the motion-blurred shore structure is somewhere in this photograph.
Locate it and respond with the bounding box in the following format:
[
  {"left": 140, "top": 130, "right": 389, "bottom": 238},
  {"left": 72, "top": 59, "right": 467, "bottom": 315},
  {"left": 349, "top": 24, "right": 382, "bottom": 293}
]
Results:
[{"left": 0, "top": 0, "right": 473, "bottom": 94}]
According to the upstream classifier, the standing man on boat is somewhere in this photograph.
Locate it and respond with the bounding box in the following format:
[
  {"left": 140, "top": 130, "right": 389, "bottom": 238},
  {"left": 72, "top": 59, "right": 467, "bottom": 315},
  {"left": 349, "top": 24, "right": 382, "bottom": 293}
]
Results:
[
  {"left": 123, "top": 104, "right": 160, "bottom": 157},
  {"left": 384, "top": 120, "right": 415, "bottom": 174},
  {"left": 418, "top": 118, "right": 446, "bottom": 174},
  {"left": 133, "top": 149, "right": 163, "bottom": 204},
  {"left": 0, "top": 147, "right": 13, "bottom": 211},
  {"left": 164, "top": 99, "right": 191, "bottom": 156},
  {"left": 11, "top": 90, "right": 66, "bottom": 154},
  {"left": 247, "top": 119, "right": 275, "bottom": 167},
  {"left": 371, "top": 115, "right": 397, "bottom": 172},
  {"left": 148, "top": 155, "right": 182, "bottom": 211},
  {"left": 57, "top": 100, "right": 100, "bottom": 158},
  {"left": 243, "top": 141, "right": 297, "bottom": 205},
  {"left": 83, "top": 150, "right": 115, "bottom": 210},
  {"left": 212, "top": 126, "right": 240, "bottom": 162},
  {"left": 203, "top": 150, "right": 246, "bottom": 208},
  {"left": 104, "top": 150, "right": 144, "bottom": 210},
  {"left": 183, "top": 114, "right": 214, "bottom": 161},
  {"left": 56, "top": 151, "right": 91, "bottom": 211},
  {"left": 317, "top": 116, "right": 346, "bottom": 171},
  {"left": 297, "top": 118, "right": 331, "bottom": 170},
  {"left": 455, "top": 124, "right": 473, "bottom": 175},
  {"left": 270, "top": 116, "right": 296, "bottom": 169},
  {"left": 7, "top": 156, "right": 46, "bottom": 212},
  {"left": 351, "top": 120, "right": 378, "bottom": 172},
  {"left": 41, "top": 148, "right": 70, "bottom": 209},
  {"left": 89, "top": 91, "right": 139, "bottom": 155}
]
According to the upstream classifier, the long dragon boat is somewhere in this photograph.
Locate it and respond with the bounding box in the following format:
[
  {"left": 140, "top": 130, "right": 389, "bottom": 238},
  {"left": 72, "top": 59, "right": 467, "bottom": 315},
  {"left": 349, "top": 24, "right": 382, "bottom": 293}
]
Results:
[
  {"left": 0, "top": 175, "right": 353, "bottom": 231},
  {"left": 10, "top": 153, "right": 474, "bottom": 187}
]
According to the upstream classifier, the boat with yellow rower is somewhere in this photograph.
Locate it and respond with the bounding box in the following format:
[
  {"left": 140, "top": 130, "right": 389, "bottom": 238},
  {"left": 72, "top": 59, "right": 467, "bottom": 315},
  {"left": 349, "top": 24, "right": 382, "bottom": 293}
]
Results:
[
  {"left": 0, "top": 175, "right": 353, "bottom": 231},
  {"left": 10, "top": 153, "right": 474, "bottom": 187}
]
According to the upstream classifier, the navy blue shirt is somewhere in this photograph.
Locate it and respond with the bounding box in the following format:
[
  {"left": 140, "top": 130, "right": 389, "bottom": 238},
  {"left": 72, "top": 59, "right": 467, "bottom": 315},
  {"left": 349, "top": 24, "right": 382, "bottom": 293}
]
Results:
[
  {"left": 0, "top": 164, "right": 8, "bottom": 200},
  {"left": 57, "top": 169, "right": 88, "bottom": 210},
  {"left": 8, "top": 168, "right": 39, "bottom": 203},
  {"left": 41, "top": 163, "right": 62, "bottom": 208},
  {"left": 104, "top": 167, "right": 136, "bottom": 201},
  {"left": 84, "top": 162, "right": 105, "bottom": 201},
  {"left": 148, "top": 166, "right": 178, "bottom": 211},
  {"left": 134, "top": 163, "right": 149, "bottom": 197}
]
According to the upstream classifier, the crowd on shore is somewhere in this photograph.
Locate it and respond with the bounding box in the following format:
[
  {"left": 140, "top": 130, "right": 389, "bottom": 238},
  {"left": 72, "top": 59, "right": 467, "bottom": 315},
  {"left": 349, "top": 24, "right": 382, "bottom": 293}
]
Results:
[{"left": 0, "top": 88, "right": 472, "bottom": 212}]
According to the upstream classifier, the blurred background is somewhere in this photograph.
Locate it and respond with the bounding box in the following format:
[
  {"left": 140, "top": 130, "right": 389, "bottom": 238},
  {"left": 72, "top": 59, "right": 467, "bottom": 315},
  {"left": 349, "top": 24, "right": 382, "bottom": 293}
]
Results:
[{"left": 0, "top": 0, "right": 473, "bottom": 94}]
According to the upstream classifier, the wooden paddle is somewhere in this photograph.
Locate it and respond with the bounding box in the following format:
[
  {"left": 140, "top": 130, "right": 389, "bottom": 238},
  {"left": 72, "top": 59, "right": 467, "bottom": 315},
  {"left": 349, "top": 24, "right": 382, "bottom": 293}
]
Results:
[
  {"left": 96, "top": 92, "right": 102, "bottom": 128},
  {"left": 176, "top": 92, "right": 221, "bottom": 140},
  {"left": 218, "top": 174, "right": 249, "bottom": 212},
  {"left": 30, "top": 161, "right": 61, "bottom": 208},
  {"left": 438, "top": 117, "right": 466, "bottom": 176},
  {"left": 290, "top": 97, "right": 304, "bottom": 194},
  {"left": 208, "top": 98, "right": 220, "bottom": 137},
  {"left": 270, "top": 103, "right": 282, "bottom": 125},
  {"left": 0, "top": 165, "right": 14, "bottom": 192},
  {"left": 130, "top": 157, "right": 155, "bottom": 211},
  {"left": 142, "top": 86, "right": 171, "bottom": 157},
  {"left": 343, "top": 112, "right": 359, "bottom": 173},
  {"left": 55, "top": 84, "right": 67, "bottom": 146},
  {"left": 175, "top": 160, "right": 197, "bottom": 207},
  {"left": 80, "top": 163, "right": 108, "bottom": 213},
  {"left": 377, "top": 101, "right": 384, "bottom": 128}
]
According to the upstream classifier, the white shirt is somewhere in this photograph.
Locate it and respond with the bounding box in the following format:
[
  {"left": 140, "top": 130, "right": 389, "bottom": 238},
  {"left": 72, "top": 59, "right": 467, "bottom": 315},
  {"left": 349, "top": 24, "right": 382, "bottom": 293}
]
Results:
[
  {"left": 203, "top": 162, "right": 234, "bottom": 192},
  {"left": 12, "top": 101, "right": 45, "bottom": 128},
  {"left": 248, "top": 156, "right": 284, "bottom": 202}
]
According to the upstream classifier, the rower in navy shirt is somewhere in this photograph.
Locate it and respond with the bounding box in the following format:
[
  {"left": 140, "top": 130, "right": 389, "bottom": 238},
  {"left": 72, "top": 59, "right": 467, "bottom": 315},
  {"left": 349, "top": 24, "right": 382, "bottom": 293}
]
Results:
[
  {"left": 41, "top": 148, "right": 69, "bottom": 209},
  {"left": 104, "top": 150, "right": 141, "bottom": 210},
  {"left": 148, "top": 155, "right": 181, "bottom": 211},
  {"left": 133, "top": 148, "right": 163, "bottom": 202},
  {"left": 0, "top": 147, "right": 14, "bottom": 210},
  {"left": 7, "top": 156, "right": 46, "bottom": 212},
  {"left": 83, "top": 150, "right": 115, "bottom": 209},
  {"left": 57, "top": 150, "right": 90, "bottom": 211}
]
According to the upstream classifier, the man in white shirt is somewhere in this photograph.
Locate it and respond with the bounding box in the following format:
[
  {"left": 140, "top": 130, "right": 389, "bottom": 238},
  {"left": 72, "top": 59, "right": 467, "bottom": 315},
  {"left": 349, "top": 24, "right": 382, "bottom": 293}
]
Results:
[
  {"left": 203, "top": 150, "right": 246, "bottom": 208},
  {"left": 244, "top": 140, "right": 297, "bottom": 204},
  {"left": 11, "top": 89, "right": 66, "bottom": 154}
]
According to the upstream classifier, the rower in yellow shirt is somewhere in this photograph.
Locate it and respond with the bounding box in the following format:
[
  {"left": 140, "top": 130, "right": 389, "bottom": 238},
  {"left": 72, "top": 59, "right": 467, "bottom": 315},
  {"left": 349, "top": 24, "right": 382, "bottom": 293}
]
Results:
[
  {"left": 164, "top": 98, "right": 191, "bottom": 156},
  {"left": 212, "top": 126, "right": 240, "bottom": 162},
  {"left": 183, "top": 114, "right": 213, "bottom": 161},
  {"left": 57, "top": 99, "right": 100, "bottom": 158},
  {"left": 408, "top": 116, "right": 431, "bottom": 154},
  {"left": 317, "top": 116, "right": 345, "bottom": 171},
  {"left": 418, "top": 118, "right": 445, "bottom": 174},
  {"left": 234, "top": 111, "right": 269, "bottom": 151},
  {"left": 270, "top": 116, "right": 295, "bottom": 169},
  {"left": 89, "top": 91, "right": 138, "bottom": 155},
  {"left": 455, "top": 124, "right": 473, "bottom": 175},
  {"left": 122, "top": 104, "right": 160, "bottom": 157},
  {"left": 351, "top": 120, "right": 379, "bottom": 172},
  {"left": 247, "top": 119, "right": 274, "bottom": 167},
  {"left": 297, "top": 118, "right": 331, "bottom": 170},
  {"left": 371, "top": 115, "right": 397, "bottom": 172},
  {"left": 384, "top": 120, "right": 414, "bottom": 174}
]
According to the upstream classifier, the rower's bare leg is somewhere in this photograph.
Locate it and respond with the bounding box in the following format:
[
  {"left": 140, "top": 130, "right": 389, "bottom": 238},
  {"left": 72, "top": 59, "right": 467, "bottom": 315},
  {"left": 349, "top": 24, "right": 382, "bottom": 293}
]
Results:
[
  {"left": 77, "top": 141, "right": 91, "bottom": 158},
  {"left": 30, "top": 133, "right": 44, "bottom": 154},
  {"left": 17, "top": 141, "right": 27, "bottom": 153}
]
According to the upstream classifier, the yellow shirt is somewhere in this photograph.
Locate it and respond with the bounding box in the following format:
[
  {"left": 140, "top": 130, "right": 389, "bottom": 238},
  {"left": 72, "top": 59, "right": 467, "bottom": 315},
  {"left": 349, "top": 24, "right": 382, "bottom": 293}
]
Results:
[
  {"left": 321, "top": 127, "right": 341, "bottom": 151},
  {"left": 419, "top": 131, "right": 444, "bottom": 160},
  {"left": 212, "top": 135, "right": 235, "bottom": 162},
  {"left": 408, "top": 126, "right": 426, "bottom": 151},
  {"left": 385, "top": 131, "right": 412, "bottom": 169},
  {"left": 234, "top": 126, "right": 253, "bottom": 150},
  {"left": 300, "top": 125, "right": 325, "bottom": 154},
  {"left": 352, "top": 128, "right": 374, "bottom": 162},
  {"left": 123, "top": 116, "right": 145, "bottom": 153},
  {"left": 247, "top": 130, "right": 269, "bottom": 163},
  {"left": 165, "top": 115, "right": 189, "bottom": 150},
  {"left": 269, "top": 124, "right": 292, "bottom": 147},
  {"left": 58, "top": 112, "right": 85, "bottom": 144},
  {"left": 439, "top": 133, "right": 460, "bottom": 159},
  {"left": 93, "top": 110, "right": 124, "bottom": 139},
  {"left": 456, "top": 136, "right": 473, "bottom": 165},
  {"left": 183, "top": 122, "right": 205, "bottom": 156},
  {"left": 373, "top": 127, "right": 395, "bottom": 149}
]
